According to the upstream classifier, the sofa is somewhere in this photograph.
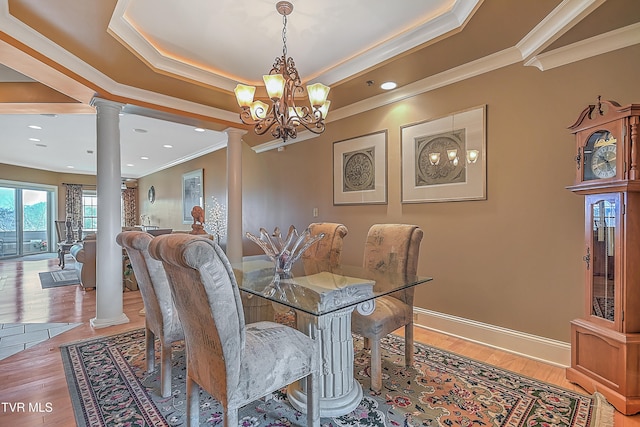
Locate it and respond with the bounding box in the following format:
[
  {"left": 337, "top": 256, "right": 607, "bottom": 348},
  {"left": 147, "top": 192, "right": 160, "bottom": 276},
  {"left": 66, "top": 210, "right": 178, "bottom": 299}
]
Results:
[
  {"left": 70, "top": 233, "right": 96, "bottom": 289},
  {"left": 70, "top": 231, "right": 142, "bottom": 291}
]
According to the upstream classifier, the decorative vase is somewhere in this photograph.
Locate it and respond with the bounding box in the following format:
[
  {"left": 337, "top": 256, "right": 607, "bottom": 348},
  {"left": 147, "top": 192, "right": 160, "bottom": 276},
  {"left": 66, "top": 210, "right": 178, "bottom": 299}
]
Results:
[{"left": 246, "top": 225, "right": 325, "bottom": 276}]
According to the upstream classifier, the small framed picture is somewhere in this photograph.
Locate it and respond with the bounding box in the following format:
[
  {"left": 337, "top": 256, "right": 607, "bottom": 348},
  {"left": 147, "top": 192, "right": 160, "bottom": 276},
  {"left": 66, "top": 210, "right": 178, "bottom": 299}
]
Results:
[
  {"left": 333, "top": 131, "right": 387, "bottom": 205},
  {"left": 182, "top": 169, "right": 203, "bottom": 223},
  {"left": 401, "top": 105, "right": 486, "bottom": 203}
]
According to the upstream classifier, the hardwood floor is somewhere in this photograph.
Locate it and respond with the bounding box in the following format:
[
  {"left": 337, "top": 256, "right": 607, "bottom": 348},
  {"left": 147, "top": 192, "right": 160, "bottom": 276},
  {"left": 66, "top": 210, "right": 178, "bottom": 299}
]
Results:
[{"left": 0, "top": 255, "right": 638, "bottom": 426}]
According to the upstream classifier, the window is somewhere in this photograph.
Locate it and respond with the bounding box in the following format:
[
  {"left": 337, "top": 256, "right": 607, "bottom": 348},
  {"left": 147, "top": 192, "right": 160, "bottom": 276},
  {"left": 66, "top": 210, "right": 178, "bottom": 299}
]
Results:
[{"left": 82, "top": 190, "right": 97, "bottom": 232}]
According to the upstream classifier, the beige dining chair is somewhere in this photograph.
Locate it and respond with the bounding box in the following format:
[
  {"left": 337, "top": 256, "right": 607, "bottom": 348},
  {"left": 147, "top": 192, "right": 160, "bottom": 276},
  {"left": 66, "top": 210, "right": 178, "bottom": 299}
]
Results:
[
  {"left": 301, "top": 222, "right": 348, "bottom": 275},
  {"left": 148, "top": 233, "right": 320, "bottom": 427},
  {"left": 351, "top": 224, "right": 423, "bottom": 392},
  {"left": 116, "top": 231, "right": 184, "bottom": 398}
]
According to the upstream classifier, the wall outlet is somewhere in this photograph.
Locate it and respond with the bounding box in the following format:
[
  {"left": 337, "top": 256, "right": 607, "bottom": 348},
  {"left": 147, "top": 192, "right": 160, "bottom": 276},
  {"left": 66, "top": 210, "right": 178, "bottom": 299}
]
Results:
[{"left": 313, "top": 207, "right": 318, "bottom": 217}]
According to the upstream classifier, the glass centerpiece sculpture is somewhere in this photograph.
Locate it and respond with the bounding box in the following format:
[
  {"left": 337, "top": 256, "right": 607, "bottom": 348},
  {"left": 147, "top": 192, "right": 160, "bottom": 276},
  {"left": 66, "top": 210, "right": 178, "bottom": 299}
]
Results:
[{"left": 246, "top": 225, "right": 325, "bottom": 276}]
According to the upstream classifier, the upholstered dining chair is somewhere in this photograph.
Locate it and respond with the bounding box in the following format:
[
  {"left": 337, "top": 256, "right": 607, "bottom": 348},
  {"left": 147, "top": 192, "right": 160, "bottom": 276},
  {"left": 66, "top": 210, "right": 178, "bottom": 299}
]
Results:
[
  {"left": 116, "top": 231, "right": 184, "bottom": 398},
  {"left": 148, "top": 233, "right": 320, "bottom": 427},
  {"left": 301, "top": 222, "right": 348, "bottom": 275},
  {"left": 351, "top": 224, "right": 423, "bottom": 392}
]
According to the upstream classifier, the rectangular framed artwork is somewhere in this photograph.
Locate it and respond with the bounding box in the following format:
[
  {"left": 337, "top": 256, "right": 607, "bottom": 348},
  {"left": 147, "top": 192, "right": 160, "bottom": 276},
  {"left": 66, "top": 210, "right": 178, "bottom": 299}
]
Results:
[
  {"left": 333, "top": 130, "right": 387, "bottom": 205},
  {"left": 401, "top": 105, "right": 486, "bottom": 203},
  {"left": 182, "top": 169, "right": 203, "bottom": 223}
]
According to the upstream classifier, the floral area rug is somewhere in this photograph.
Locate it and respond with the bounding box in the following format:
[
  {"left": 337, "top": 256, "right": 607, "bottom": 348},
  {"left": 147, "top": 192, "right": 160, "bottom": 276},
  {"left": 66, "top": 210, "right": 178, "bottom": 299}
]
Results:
[{"left": 60, "top": 328, "right": 613, "bottom": 427}]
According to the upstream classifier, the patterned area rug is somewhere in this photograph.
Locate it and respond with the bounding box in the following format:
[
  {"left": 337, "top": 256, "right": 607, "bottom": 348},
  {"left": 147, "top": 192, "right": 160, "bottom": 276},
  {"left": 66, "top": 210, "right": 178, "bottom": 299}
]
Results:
[{"left": 60, "top": 328, "right": 613, "bottom": 427}]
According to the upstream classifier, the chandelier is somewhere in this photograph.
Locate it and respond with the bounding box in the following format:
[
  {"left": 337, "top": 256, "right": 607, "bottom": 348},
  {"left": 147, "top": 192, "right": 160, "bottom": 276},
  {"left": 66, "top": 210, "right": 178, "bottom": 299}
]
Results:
[{"left": 234, "top": 1, "right": 331, "bottom": 143}]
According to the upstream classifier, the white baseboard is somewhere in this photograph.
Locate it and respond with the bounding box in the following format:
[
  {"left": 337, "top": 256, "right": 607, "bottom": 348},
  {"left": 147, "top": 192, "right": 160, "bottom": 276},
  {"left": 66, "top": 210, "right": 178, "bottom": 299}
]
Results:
[{"left": 413, "top": 307, "right": 571, "bottom": 368}]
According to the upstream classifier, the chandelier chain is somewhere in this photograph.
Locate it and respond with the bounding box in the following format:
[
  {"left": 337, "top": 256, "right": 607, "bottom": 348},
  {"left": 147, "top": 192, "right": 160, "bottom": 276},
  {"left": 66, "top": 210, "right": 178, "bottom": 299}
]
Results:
[{"left": 282, "top": 14, "right": 288, "bottom": 58}]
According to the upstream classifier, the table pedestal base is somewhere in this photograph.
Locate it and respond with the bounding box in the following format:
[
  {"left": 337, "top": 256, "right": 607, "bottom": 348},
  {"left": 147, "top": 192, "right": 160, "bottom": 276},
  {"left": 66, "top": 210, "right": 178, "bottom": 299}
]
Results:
[
  {"left": 288, "top": 306, "right": 366, "bottom": 417},
  {"left": 288, "top": 378, "right": 362, "bottom": 418}
]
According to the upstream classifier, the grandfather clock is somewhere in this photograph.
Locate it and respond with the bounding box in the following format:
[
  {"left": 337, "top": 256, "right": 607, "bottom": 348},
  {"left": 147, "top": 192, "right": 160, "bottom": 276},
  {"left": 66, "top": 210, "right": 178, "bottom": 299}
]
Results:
[{"left": 565, "top": 97, "right": 640, "bottom": 415}]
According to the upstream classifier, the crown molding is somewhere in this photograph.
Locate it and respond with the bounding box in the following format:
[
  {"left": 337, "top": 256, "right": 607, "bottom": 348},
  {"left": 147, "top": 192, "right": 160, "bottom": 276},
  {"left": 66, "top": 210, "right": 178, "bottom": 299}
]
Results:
[
  {"left": 0, "top": 0, "right": 240, "bottom": 126},
  {"left": 315, "top": 0, "right": 482, "bottom": 86},
  {"left": 525, "top": 22, "right": 640, "bottom": 71},
  {"left": 516, "top": 0, "right": 605, "bottom": 61},
  {"left": 107, "top": 0, "right": 239, "bottom": 92}
]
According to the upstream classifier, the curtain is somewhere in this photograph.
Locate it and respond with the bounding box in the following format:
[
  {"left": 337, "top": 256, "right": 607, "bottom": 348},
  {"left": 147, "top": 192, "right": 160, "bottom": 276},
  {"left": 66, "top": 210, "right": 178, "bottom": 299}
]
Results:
[
  {"left": 122, "top": 188, "right": 137, "bottom": 227},
  {"left": 64, "top": 184, "right": 83, "bottom": 227}
]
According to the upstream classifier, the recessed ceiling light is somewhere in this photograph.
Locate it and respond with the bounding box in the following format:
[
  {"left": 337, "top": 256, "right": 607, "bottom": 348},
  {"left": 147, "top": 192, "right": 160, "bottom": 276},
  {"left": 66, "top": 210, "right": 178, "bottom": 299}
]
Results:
[
  {"left": 126, "top": 163, "right": 135, "bottom": 167},
  {"left": 163, "top": 144, "right": 173, "bottom": 148},
  {"left": 134, "top": 128, "right": 148, "bottom": 133},
  {"left": 28, "top": 125, "right": 42, "bottom": 130},
  {"left": 140, "top": 156, "right": 149, "bottom": 160},
  {"left": 380, "top": 81, "right": 397, "bottom": 90},
  {"left": 29, "top": 138, "right": 40, "bottom": 142},
  {"left": 194, "top": 128, "right": 205, "bottom": 132},
  {"left": 66, "top": 165, "right": 75, "bottom": 169}
]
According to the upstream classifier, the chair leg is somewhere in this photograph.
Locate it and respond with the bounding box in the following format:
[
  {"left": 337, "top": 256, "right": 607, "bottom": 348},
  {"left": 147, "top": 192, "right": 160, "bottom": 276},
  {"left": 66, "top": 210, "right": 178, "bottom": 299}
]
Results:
[
  {"left": 160, "top": 341, "right": 172, "bottom": 397},
  {"left": 306, "top": 371, "right": 320, "bottom": 427},
  {"left": 405, "top": 322, "right": 414, "bottom": 367},
  {"left": 370, "top": 339, "right": 382, "bottom": 392},
  {"left": 186, "top": 376, "right": 199, "bottom": 427},
  {"left": 145, "top": 326, "right": 155, "bottom": 373},
  {"left": 363, "top": 337, "right": 371, "bottom": 350},
  {"left": 224, "top": 407, "right": 239, "bottom": 427}
]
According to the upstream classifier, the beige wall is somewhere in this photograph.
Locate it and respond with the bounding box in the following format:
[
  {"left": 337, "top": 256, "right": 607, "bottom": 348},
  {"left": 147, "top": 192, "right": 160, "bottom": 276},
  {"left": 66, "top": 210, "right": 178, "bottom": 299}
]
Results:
[
  {"left": 5, "top": 44, "right": 639, "bottom": 344},
  {"left": 0, "top": 163, "right": 96, "bottom": 220}
]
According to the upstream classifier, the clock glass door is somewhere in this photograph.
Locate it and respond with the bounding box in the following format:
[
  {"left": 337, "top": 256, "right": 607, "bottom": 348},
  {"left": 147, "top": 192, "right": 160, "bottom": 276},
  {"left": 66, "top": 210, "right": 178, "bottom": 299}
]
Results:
[
  {"left": 588, "top": 195, "right": 617, "bottom": 323},
  {"left": 582, "top": 130, "right": 616, "bottom": 181}
]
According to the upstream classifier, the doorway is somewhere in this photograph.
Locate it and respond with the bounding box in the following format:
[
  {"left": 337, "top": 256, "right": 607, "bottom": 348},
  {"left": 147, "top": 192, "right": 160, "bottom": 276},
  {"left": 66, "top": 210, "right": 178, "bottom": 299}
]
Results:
[{"left": 0, "top": 180, "right": 57, "bottom": 259}]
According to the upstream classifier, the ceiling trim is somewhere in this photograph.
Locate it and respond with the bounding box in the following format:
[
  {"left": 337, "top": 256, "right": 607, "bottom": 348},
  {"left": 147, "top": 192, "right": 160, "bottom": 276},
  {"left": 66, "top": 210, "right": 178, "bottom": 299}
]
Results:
[
  {"left": 0, "top": 0, "right": 240, "bottom": 126},
  {"left": 303, "top": 0, "right": 482, "bottom": 85},
  {"left": 107, "top": 0, "right": 239, "bottom": 92},
  {"left": 525, "top": 22, "right": 640, "bottom": 71},
  {"left": 0, "top": 38, "right": 95, "bottom": 104},
  {"left": 516, "top": 0, "right": 605, "bottom": 61},
  {"left": 149, "top": 135, "right": 228, "bottom": 176},
  {"left": 0, "top": 102, "right": 95, "bottom": 114},
  {"left": 107, "top": 0, "right": 482, "bottom": 88}
]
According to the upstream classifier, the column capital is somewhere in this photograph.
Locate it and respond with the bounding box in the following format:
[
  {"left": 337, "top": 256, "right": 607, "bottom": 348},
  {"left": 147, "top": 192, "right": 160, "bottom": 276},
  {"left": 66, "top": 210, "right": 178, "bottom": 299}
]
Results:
[
  {"left": 90, "top": 97, "right": 125, "bottom": 111},
  {"left": 224, "top": 127, "right": 248, "bottom": 140}
]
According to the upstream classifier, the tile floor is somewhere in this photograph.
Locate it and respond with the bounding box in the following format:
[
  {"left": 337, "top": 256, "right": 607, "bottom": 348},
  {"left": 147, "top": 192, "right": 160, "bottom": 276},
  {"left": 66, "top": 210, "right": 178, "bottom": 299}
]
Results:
[{"left": 0, "top": 322, "right": 82, "bottom": 361}]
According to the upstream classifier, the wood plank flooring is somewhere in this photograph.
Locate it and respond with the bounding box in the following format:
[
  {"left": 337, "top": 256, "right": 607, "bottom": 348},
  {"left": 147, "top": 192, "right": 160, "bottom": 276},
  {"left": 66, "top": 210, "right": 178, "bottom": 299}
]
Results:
[{"left": 0, "top": 255, "right": 638, "bottom": 426}]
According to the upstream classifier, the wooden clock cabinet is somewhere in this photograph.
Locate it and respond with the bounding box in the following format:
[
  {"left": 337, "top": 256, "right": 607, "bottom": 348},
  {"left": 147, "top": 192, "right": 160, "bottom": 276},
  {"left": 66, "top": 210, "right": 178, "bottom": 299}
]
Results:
[{"left": 565, "top": 98, "right": 640, "bottom": 415}]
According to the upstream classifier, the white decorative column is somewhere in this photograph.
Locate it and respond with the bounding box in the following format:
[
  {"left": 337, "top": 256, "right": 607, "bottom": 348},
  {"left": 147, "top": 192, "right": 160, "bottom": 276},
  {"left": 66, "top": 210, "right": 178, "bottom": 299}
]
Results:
[
  {"left": 225, "top": 128, "right": 246, "bottom": 264},
  {"left": 286, "top": 281, "right": 375, "bottom": 417},
  {"left": 89, "top": 97, "right": 129, "bottom": 328}
]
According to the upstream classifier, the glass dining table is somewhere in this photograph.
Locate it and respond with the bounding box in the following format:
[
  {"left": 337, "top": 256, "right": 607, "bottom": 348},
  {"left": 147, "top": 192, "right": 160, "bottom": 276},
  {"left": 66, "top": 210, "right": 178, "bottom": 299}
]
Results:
[{"left": 233, "top": 256, "right": 433, "bottom": 417}]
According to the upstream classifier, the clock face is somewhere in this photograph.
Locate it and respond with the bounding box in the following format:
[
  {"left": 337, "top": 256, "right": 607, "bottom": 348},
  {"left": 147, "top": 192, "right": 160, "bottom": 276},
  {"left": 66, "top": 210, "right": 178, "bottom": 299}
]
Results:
[{"left": 591, "top": 144, "right": 616, "bottom": 179}]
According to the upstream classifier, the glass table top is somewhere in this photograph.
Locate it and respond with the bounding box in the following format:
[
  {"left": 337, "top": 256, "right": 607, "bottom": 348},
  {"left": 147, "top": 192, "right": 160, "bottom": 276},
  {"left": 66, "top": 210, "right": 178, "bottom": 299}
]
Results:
[{"left": 233, "top": 256, "right": 433, "bottom": 317}]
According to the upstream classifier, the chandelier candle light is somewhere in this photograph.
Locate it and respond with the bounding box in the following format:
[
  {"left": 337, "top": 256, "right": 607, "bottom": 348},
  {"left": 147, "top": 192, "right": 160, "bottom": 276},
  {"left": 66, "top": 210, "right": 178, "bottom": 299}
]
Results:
[{"left": 234, "top": 1, "right": 331, "bottom": 142}]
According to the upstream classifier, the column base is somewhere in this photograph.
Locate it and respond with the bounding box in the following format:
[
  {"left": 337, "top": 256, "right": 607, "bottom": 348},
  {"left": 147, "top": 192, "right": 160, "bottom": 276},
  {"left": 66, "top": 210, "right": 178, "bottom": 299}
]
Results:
[
  {"left": 287, "top": 378, "right": 362, "bottom": 418},
  {"left": 90, "top": 313, "right": 130, "bottom": 329}
]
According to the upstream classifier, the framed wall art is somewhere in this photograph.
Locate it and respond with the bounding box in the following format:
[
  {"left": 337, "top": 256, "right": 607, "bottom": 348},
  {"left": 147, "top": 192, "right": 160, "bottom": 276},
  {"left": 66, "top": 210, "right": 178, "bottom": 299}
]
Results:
[
  {"left": 182, "top": 169, "right": 203, "bottom": 223},
  {"left": 401, "top": 105, "right": 486, "bottom": 203},
  {"left": 333, "top": 130, "right": 387, "bottom": 205}
]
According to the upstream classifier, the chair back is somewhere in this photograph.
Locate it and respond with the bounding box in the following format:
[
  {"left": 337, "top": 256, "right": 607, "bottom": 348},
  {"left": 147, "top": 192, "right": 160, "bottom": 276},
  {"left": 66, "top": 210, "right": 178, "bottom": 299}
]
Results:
[
  {"left": 301, "top": 223, "right": 348, "bottom": 275},
  {"left": 54, "top": 220, "right": 66, "bottom": 243},
  {"left": 116, "top": 231, "right": 182, "bottom": 339},
  {"left": 363, "top": 224, "right": 423, "bottom": 304},
  {"left": 149, "top": 233, "right": 245, "bottom": 405}
]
